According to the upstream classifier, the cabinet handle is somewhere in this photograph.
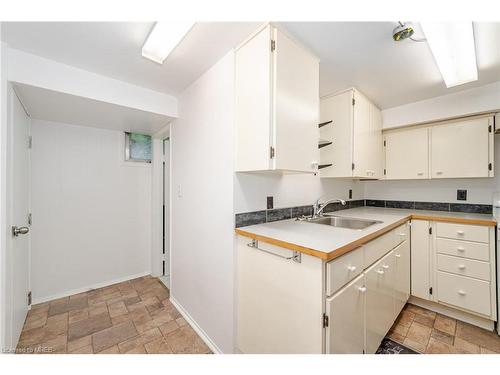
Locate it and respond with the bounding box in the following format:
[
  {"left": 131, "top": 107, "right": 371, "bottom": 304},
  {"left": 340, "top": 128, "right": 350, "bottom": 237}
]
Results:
[
  {"left": 376, "top": 270, "right": 385, "bottom": 275},
  {"left": 395, "top": 254, "right": 401, "bottom": 258},
  {"left": 347, "top": 265, "right": 357, "bottom": 272},
  {"left": 436, "top": 171, "right": 443, "bottom": 175},
  {"left": 458, "top": 290, "right": 467, "bottom": 296},
  {"left": 382, "top": 264, "right": 389, "bottom": 269},
  {"left": 456, "top": 230, "right": 465, "bottom": 235},
  {"left": 457, "top": 247, "right": 465, "bottom": 252},
  {"left": 358, "top": 286, "right": 367, "bottom": 293},
  {"left": 458, "top": 264, "right": 466, "bottom": 270}
]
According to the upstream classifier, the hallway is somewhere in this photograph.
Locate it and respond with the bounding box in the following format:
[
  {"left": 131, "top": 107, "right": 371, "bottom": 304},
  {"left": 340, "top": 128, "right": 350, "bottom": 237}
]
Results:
[{"left": 16, "top": 276, "right": 211, "bottom": 354}]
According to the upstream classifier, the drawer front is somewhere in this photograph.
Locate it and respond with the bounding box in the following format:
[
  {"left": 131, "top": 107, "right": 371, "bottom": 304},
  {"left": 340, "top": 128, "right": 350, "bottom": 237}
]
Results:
[
  {"left": 437, "top": 271, "right": 491, "bottom": 317},
  {"left": 326, "top": 247, "right": 364, "bottom": 296},
  {"left": 436, "top": 238, "right": 490, "bottom": 262},
  {"left": 393, "top": 222, "right": 409, "bottom": 247},
  {"left": 437, "top": 254, "right": 490, "bottom": 281},
  {"left": 363, "top": 231, "right": 394, "bottom": 268},
  {"left": 436, "top": 222, "right": 489, "bottom": 243}
]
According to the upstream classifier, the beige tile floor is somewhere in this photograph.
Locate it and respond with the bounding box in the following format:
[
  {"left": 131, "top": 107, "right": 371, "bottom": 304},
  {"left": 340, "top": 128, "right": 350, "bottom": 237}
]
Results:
[
  {"left": 388, "top": 303, "right": 500, "bottom": 354},
  {"left": 16, "top": 276, "right": 211, "bottom": 354}
]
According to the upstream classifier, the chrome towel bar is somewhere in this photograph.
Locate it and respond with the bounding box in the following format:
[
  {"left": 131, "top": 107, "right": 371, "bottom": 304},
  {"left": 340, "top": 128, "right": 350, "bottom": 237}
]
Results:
[{"left": 247, "top": 239, "right": 302, "bottom": 263}]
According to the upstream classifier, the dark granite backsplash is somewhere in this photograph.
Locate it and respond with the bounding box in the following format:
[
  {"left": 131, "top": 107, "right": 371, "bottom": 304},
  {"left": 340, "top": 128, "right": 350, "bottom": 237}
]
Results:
[{"left": 235, "top": 199, "right": 493, "bottom": 228}]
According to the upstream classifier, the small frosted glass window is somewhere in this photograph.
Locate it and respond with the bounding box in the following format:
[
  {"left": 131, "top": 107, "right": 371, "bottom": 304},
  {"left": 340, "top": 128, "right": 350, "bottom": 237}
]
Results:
[{"left": 125, "top": 132, "right": 152, "bottom": 163}]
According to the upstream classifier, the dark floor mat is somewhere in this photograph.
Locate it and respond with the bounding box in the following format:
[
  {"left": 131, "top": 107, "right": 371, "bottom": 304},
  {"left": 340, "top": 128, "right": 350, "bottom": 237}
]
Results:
[{"left": 376, "top": 338, "right": 419, "bottom": 354}]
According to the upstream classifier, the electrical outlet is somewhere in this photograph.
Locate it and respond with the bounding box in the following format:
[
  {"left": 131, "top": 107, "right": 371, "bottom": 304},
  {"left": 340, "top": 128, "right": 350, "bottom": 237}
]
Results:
[
  {"left": 267, "top": 196, "right": 274, "bottom": 209},
  {"left": 457, "top": 189, "right": 467, "bottom": 201},
  {"left": 349, "top": 189, "right": 353, "bottom": 199}
]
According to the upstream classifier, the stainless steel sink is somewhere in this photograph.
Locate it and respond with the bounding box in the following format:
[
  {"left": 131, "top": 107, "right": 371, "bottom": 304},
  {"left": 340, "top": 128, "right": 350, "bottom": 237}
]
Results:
[{"left": 305, "top": 215, "right": 383, "bottom": 230}]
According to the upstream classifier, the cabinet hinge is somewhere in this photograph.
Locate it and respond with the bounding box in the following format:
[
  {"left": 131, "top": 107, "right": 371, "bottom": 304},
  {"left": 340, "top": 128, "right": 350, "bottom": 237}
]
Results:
[
  {"left": 269, "top": 146, "right": 275, "bottom": 159},
  {"left": 28, "top": 291, "right": 32, "bottom": 306},
  {"left": 429, "top": 227, "right": 432, "bottom": 235},
  {"left": 351, "top": 163, "right": 355, "bottom": 171},
  {"left": 489, "top": 124, "right": 492, "bottom": 133},
  {"left": 270, "top": 39, "right": 276, "bottom": 52},
  {"left": 383, "top": 169, "right": 386, "bottom": 175},
  {"left": 488, "top": 163, "right": 492, "bottom": 171},
  {"left": 28, "top": 136, "right": 32, "bottom": 149},
  {"left": 28, "top": 213, "right": 32, "bottom": 226},
  {"left": 383, "top": 140, "right": 386, "bottom": 147},
  {"left": 322, "top": 313, "right": 329, "bottom": 328},
  {"left": 352, "top": 98, "right": 355, "bottom": 106},
  {"left": 429, "top": 287, "right": 433, "bottom": 295}
]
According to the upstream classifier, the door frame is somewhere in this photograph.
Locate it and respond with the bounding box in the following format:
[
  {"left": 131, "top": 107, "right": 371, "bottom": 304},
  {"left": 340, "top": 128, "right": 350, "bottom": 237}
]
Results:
[
  {"left": 151, "top": 124, "right": 171, "bottom": 286},
  {"left": 1, "top": 82, "right": 32, "bottom": 350}
]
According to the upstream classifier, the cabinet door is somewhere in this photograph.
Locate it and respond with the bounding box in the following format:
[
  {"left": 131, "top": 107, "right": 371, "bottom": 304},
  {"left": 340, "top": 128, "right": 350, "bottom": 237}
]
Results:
[
  {"left": 235, "top": 25, "right": 273, "bottom": 172},
  {"left": 384, "top": 127, "right": 429, "bottom": 180},
  {"left": 394, "top": 240, "right": 410, "bottom": 315},
  {"left": 411, "top": 220, "right": 432, "bottom": 301},
  {"left": 352, "top": 90, "right": 371, "bottom": 178},
  {"left": 273, "top": 27, "right": 319, "bottom": 173},
  {"left": 326, "top": 274, "right": 365, "bottom": 354},
  {"left": 365, "top": 251, "right": 395, "bottom": 354},
  {"left": 368, "top": 103, "right": 384, "bottom": 179},
  {"left": 431, "top": 117, "right": 491, "bottom": 178},
  {"left": 319, "top": 90, "right": 353, "bottom": 177}
]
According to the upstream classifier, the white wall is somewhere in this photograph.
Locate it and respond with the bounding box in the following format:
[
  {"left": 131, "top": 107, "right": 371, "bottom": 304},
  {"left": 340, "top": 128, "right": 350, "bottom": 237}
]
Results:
[
  {"left": 7, "top": 48, "right": 178, "bottom": 118},
  {"left": 382, "top": 81, "right": 500, "bottom": 129},
  {"left": 235, "top": 173, "right": 362, "bottom": 213},
  {"left": 170, "top": 52, "right": 235, "bottom": 353},
  {"left": 30, "top": 119, "right": 152, "bottom": 302}
]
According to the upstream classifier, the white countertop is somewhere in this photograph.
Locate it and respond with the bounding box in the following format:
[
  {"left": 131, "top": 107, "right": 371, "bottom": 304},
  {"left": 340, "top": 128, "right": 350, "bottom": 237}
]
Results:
[{"left": 235, "top": 207, "right": 496, "bottom": 260}]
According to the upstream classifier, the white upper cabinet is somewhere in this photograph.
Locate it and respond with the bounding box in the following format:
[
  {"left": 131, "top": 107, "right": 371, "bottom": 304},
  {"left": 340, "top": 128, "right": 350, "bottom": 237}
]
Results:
[
  {"left": 384, "top": 115, "right": 494, "bottom": 180},
  {"left": 431, "top": 117, "right": 493, "bottom": 179},
  {"left": 319, "top": 88, "right": 383, "bottom": 179},
  {"left": 384, "top": 127, "right": 429, "bottom": 180},
  {"left": 235, "top": 24, "right": 320, "bottom": 173}
]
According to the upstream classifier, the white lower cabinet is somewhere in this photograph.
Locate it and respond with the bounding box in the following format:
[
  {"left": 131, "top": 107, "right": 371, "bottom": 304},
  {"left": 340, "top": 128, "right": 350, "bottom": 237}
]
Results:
[
  {"left": 394, "top": 240, "right": 411, "bottom": 315},
  {"left": 365, "top": 251, "right": 396, "bottom": 354},
  {"left": 326, "top": 274, "right": 366, "bottom": 354}
]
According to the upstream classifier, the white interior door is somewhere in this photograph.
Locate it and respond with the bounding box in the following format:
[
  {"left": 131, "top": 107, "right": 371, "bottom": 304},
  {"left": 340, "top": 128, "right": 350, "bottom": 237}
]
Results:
[{"left": 8, "top": 88, "right": 31, "bottom": 349}]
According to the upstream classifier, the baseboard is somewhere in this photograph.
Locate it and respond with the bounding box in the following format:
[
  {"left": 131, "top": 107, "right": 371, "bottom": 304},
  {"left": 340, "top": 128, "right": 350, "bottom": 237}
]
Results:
[
  {"left": 169, "top": 295, "right": 223, "bottom": 354},
  {"left": 409, "top": 296, "right": 497, "bottom": 332},
  {"left": 31, "top": 271, "right": 150, "bottom": 305}
]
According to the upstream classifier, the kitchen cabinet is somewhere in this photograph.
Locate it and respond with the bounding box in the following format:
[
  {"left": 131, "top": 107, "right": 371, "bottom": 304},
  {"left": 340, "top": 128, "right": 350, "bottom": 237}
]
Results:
[
  {"left": 365, "top": 251, "right": 395, "bottom": 354},
  {"left": 235, "top": 24, "right": 320, "bottom": 173},
  {"left": 410, "top": 220, "right": 432, "bottom": 301},
  {"left": 384, "top": 127, "right": 429, "bottom": 180},
  {"left": 393, "top": 240, "right": 411, "bottom": 315},
  {"left": 431, "top": 117, "right": 493, "bottom": 179},
  {"left": 383, "top": 115, "right": 494, "bottom": 180},
  {"left": 326, "top": 274, "right": 365, "bottom": 354},
  {"left": 319, "top": 88, "right": 383, "bottom": 179},
  {"left": 411, "top": 220, "right": 497, "bottom": 321}
]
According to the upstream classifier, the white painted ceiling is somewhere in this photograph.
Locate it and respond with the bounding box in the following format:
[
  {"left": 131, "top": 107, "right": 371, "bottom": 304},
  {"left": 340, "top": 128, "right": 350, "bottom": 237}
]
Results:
[
  {"left": 1, "top": 22, "right": 261, "bottom": 96},
  {"left": 14, "top": 83, "right": 172, "bottom": 135},
  {"left": 280, "top": 22, "right": 500, "bottom": 108},
  {"left": 2, "top": 21, "right": 500, "bottom": 109}
]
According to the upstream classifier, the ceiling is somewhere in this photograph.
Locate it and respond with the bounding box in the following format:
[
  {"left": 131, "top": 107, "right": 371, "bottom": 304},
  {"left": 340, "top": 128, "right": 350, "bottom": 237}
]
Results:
[
  {"left": 1, "top": 22, "right": 261, "bottom": 96},
  {"left": 14, "top": 83, "right": 172, "bottom": 135},
  {"left": 2, "top": 21, "right": 500, "bottom": 109}
]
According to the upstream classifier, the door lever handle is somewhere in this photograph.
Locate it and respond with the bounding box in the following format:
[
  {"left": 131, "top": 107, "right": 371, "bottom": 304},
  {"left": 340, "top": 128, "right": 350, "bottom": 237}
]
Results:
[{"left": 12, "top": 226, "right": 29, "bottom": 237}]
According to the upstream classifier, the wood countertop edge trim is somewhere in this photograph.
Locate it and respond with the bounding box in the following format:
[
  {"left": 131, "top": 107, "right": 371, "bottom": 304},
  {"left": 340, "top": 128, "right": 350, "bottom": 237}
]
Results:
[{"left": 235, "top": 214, "right": 496, "bottom": 261}]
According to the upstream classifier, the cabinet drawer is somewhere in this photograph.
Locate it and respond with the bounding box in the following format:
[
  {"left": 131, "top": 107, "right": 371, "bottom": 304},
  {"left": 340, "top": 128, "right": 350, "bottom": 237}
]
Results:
[
  {"left": 363, "top": 231, "right": 394, "bottom": 268},
  {"left": 436, "top": 222, "right": 489, "bottom": 243},
  {"left": 393, "top": 223, "right": 409, "bottom": 247},
  {"left": 326, "top": 247, "right": 364, "bottom": 296},
  {"left": 437, "top": 254, "right": 490, "bottom": 281},
  {"left": 436, "top": 238, "right": 489, "bottom": 262},
  {"left": 437, "top": 271, "right": 491, "bottom": 317}
]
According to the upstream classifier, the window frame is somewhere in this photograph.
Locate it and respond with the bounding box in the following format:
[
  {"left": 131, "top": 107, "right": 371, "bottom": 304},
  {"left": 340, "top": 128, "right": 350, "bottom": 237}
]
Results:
[{"left": 124, "top": 132, "right": 152, "bottom": 163}]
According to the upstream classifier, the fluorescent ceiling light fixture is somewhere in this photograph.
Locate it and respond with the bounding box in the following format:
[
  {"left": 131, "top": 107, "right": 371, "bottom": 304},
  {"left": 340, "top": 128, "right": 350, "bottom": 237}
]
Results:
[
  {"left": 420, "top": 22, "right": 478, "bottom": 88},
  {"left": 142, "top": 21, "right": 194, "bottom": 64}
]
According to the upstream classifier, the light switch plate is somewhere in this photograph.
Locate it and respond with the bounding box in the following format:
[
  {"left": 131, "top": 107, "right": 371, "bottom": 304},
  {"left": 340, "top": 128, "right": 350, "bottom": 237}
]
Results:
[
  {"left": 267, "top": 196, "right": 273, "bottom": 210},
  {"left": 457, "top": 189, "right": 467, "bottom": 201}
]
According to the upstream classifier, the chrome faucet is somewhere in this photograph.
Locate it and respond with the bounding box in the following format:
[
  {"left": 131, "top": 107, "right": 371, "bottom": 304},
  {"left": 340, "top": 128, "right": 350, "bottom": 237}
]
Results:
[{"left": 312, "top": 197, "right": 347, "bottom": 218}]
